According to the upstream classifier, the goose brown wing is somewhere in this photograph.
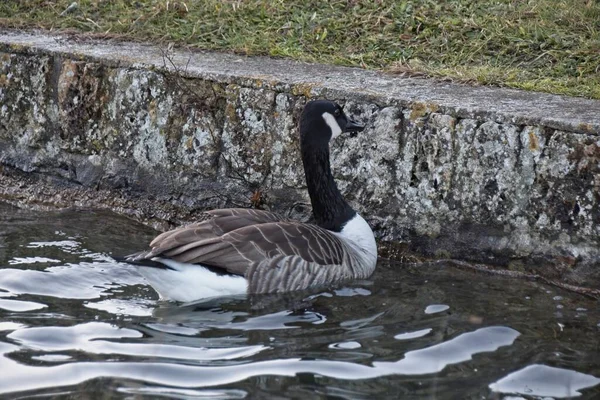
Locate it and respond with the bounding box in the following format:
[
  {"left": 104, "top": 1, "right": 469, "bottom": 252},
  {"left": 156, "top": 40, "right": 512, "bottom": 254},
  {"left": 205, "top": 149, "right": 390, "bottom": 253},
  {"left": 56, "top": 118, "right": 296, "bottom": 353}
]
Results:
[
  {"left": 128, "top": 208, "right": 285, "bottom": 261},
  {"left": 149, "top": 208, "right": 284, "bottom": 247},
  {"left": 130, "top": 220, "right": 348, "bottom": 278},
  {"left": 224, "top": 222, "right": 346, "bottom": 267}
]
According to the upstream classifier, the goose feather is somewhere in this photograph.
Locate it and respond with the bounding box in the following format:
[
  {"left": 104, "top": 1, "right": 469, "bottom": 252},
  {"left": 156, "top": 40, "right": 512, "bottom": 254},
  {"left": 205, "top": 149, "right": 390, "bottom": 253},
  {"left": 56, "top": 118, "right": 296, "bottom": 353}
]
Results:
[{"left": 126, "top": 208, "right": 372, "bottom": 293}]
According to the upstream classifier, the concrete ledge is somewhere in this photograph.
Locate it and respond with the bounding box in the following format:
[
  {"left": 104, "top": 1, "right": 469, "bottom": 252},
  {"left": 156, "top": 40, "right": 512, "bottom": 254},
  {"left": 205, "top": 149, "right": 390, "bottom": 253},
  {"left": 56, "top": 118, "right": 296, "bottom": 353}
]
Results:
[{"left": 0, "top": 30, "right": 599, "bottom": 285}]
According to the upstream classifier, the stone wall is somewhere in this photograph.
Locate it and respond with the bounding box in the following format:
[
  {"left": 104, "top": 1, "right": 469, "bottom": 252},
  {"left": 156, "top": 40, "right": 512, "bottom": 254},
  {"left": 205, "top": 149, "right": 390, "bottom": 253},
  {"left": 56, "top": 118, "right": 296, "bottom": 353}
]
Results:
[{"left": 0, "top": 31, "right": 599, "bottom": 286}]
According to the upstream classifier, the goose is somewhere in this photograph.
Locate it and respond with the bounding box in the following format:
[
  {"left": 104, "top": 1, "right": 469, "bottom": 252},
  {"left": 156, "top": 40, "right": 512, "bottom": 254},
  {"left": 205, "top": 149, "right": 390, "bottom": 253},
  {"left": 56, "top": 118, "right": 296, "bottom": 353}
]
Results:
[{"left": 119, "top": 100, "right": 377, "bottom": 302}]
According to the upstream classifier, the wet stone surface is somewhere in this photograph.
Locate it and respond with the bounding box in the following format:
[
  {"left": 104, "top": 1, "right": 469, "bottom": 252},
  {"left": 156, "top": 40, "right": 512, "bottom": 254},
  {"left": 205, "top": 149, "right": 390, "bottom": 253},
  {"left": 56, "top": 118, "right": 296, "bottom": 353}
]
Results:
[{"left": 0, "top": 31, "right": 599, "bottom": 286}]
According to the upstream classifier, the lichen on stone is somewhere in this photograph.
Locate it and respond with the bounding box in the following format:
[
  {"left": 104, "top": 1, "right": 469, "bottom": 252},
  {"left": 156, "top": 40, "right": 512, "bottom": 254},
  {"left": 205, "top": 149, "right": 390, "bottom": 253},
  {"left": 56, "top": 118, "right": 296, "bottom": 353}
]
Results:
[{"left": 0, "top": 40, "right": 598, "bottom": 286}]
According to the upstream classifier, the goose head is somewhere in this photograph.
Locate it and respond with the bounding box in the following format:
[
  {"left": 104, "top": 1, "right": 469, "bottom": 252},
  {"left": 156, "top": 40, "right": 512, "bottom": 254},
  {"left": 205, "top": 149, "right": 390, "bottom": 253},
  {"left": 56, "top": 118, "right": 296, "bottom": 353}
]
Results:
[{"left": 299, "top": 100, "right": 364, "bottom": 149}]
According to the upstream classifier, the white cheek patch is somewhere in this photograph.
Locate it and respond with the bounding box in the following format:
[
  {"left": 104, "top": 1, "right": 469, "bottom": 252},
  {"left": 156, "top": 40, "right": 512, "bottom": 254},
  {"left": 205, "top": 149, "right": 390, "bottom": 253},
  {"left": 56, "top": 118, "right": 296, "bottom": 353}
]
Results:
[{"left": 322, "top": 112, "right": 342, "bottom": 140}]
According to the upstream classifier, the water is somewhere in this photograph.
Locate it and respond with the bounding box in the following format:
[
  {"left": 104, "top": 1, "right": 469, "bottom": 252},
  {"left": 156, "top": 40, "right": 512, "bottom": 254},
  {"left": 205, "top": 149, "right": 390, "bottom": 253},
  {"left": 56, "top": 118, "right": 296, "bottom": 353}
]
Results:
[{"left": 0, "top": 202, "right": 599, "bottom": 399}]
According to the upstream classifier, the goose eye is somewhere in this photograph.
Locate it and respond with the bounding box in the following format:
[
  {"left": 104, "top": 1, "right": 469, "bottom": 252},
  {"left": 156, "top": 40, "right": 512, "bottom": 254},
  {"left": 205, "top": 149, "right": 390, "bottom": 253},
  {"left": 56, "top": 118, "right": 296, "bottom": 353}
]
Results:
[{"left": 334, "top": 109, "right": 341, "bottom": 117}]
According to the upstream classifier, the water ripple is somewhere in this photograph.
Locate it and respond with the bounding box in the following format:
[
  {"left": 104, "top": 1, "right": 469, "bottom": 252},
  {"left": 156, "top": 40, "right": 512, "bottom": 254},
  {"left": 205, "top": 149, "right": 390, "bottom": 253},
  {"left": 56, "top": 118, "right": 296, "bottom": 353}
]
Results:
[
  {"left": 394, "top": 328, "right": 432, "bottom": 340},
  {"left": 0, "top": 326, "right": 518, "bottom": 394},
  {"left": 7, "top": 322, "right": 268, "bottom": 361},
  {"left": 0, "top": 299, "right": 47, "bottom": 312},
  {"left": 0, "top": 262, "right": 145, "bottom": 299},
  {"left": 490, "top": 364, "right": 600, "bottom": 398},
  {"left": 117, "top": 387, "right": 248, "bottom": 399},
  {"left": 1, "top": 206, "right": 599, "bottom": 398}
]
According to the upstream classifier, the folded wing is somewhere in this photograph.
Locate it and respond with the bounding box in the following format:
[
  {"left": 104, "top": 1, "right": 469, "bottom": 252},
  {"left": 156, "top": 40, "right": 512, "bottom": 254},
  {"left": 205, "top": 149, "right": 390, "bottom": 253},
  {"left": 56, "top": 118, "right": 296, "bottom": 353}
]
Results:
[{"left": 126, "top": 208, "right": 352, "bottom": 292}]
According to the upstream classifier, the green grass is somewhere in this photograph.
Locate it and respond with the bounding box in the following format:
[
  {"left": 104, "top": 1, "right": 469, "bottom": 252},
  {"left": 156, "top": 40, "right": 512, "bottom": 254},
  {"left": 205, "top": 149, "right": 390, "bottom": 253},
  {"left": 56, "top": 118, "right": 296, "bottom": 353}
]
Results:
[{"left": 1, "top": 0, "right": 599, "bottom": 99}]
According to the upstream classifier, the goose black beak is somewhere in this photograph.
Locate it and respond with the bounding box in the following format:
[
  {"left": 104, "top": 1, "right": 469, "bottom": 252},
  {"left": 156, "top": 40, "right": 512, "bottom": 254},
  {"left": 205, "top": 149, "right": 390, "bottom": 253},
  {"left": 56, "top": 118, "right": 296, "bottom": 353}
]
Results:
[{"left": 344, "top": 118, "right": 365, "bottom": 133}]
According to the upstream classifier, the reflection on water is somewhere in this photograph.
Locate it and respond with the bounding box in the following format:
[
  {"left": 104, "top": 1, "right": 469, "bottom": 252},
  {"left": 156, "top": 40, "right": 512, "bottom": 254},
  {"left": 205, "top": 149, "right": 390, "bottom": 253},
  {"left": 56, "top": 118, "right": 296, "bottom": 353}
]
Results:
[
  {"left": 490, "top": 365, "right": 600, "bottom": 398},
  {"left": 0, "top": 202, "right": 599, "bottom": 398}
]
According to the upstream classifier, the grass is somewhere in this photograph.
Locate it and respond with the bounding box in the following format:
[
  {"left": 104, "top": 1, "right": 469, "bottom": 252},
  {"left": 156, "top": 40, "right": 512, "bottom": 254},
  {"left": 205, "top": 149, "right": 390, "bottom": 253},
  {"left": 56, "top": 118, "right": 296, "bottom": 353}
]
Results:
[{"left": 1, "top": 0, "right": 599, "bottom": 99}]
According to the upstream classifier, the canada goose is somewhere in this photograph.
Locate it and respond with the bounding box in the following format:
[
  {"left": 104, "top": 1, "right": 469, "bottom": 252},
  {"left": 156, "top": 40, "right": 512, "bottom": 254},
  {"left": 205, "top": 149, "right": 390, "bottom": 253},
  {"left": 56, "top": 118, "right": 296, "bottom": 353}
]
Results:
[{"left": 119, "top": 100, "right": 377, "bottom": 302}]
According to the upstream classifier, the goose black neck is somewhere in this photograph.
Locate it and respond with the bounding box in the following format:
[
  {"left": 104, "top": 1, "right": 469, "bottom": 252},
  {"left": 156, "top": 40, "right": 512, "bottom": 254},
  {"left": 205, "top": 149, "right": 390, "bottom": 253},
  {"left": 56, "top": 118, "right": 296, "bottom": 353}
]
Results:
[{"left": 301, "top": 144, "right": 356, "bottom": 232}]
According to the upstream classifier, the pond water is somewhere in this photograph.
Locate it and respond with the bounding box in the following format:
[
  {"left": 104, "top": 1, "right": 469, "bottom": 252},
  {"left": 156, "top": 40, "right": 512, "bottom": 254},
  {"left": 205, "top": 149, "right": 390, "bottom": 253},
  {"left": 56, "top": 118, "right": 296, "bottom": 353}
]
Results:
[{"left": 0, "top": 202, "right": 599, "bottom": 399}]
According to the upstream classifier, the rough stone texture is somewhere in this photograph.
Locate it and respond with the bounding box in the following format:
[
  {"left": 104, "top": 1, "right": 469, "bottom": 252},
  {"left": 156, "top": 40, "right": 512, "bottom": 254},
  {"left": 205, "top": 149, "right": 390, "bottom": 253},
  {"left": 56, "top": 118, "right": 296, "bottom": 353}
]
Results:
[{"left": 0, "top": 30, "right": 599, "bottom": 286}]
